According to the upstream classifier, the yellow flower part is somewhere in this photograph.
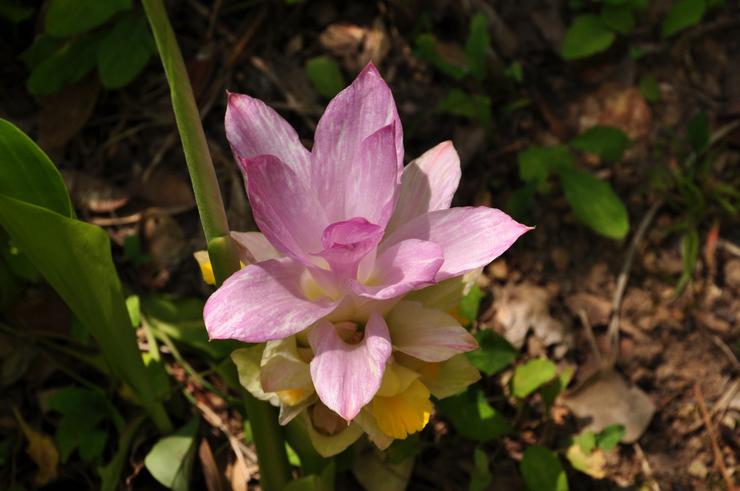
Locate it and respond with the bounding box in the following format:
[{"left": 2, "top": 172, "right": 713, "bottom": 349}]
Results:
[
  {"left": 193, "top": 250, "right": 215, "bottom": 285},
  {"left": 370, "top": 379, "right": 432, "bottom": 439},
  {"left": 276, "top": 388, "right": 309, "bottom": 406}
]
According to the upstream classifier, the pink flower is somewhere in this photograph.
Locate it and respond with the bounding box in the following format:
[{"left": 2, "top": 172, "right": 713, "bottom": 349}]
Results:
[{"left": 204, "top": 64, "right": 529, "bottom": 421}]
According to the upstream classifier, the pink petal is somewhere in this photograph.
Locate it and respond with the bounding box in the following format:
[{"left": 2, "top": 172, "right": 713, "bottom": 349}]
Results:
[
  {"left": 386, "top": 301, "right": 478, "bottom": 362},
  {"left": 230, "top": 231, "right": 281, "bottom": 263},
  {"left": 314, "top": 217, "right": 384, "bottom": 279},
  {"left": 352, "top": 239, "right": 444, "bottom": 300},
  {"left": 226, "top": 93, "right": 310, "bottom": 178},
  {"left": 243, "top": 154, "right": 328, "bottom": 264},
  {"left": 386, "top": 141, "right": 461, "bottom": 234},
  {"left": 381, "top": 207, "right": 531, "bottom": 281},
  {"left": 308, "top": 313, "right": 392, "bottom": 420},
  {"left": 204, "top": 258, "right": 338, "bottom": 343},
  {"left": 311, "top": 64, "right": 403, "bottom": 225}
]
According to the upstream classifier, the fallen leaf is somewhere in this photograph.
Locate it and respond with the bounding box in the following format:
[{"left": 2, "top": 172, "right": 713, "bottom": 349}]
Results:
[
  {"left": 575, "top": 85, "right": 652, "bottom": 140},
  {"left": 38, "top": 74, "right": 100, "bottom": 151},
  {"left": 319, "top": 20, "right": 390, "bottom": 72},
  {"left": 136, "top": 170, "right": 195, "bottom": 210},
  {"left": 14, "top": 408, "right": 59, "bottom": 486},
  {"left": 198, "top": 438, "right": 226, "bottom": 491},
  {"left": 139, "top": 209, "right": 187, "bottom": 288},
  {"left": 566, "top": 444, "right": 607, "bottom": 479},
  {"left": 565, "top": 293, "right": 611, "bottom": 326},
  {"left": 562, "top": 369, "right": 655, "bottom": 443},
  {"left": 62, "top": 170, "right": 130, "bottom": 213}
]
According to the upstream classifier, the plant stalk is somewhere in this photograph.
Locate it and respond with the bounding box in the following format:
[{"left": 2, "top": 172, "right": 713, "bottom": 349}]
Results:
[{"left": 142, "top": 2, "right": 292, "bottom": 489}]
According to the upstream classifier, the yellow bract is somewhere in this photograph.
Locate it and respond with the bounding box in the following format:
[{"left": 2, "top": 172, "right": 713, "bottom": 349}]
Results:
[
  {"left": 371, "top": 379, "right": 432, "bottom": 439},
  {"left": 277, "top": 388, "right": 309, "bottom": 406},
  {"left": 193, "top": 251, "right": 215, "bottom": 285}
]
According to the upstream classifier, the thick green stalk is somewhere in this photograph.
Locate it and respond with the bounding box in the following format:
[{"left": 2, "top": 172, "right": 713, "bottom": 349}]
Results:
[{"left": 142, "top": 2, "right": 292, "bottom": 489}]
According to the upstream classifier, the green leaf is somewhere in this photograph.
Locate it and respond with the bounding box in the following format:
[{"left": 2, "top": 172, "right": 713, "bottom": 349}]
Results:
[
  {"left": 99, "top": 417, "right": 145, "bottom": 491},
  {"left": 466, "top": 330, "right": 518, "bottom": 376},
  {"left": 518, "top": 145, "right": 574, "bottom": 187},
  {"left": 686, "top": 111, "right": 710, "bottom": 153},
  {"left": 600, "top": 4, "right": 635, "bottom": 34},
  {"left": 512, "top": 358, "right": 557, "bottom": 398},
  {"left": 438, "top": 89, "right": 491, "bottom": 128},
  {"left": 283, "top": 462, "right": 335, "bottom": 491},
  {"left": 677, "top": 228, "right": 699, "bottom": 291},
  {"left": 638, "top": 75, "right": 660, "bottom": 102},
  {"left": 469, "top": 447, "right": 492, "bottom": 491},
  {"left": 661, "top": 0, "right": 706, "bottom": 37},
  {"left": 459, "top": 284, "right": 482, "bottom": 324},
  {"left": 0, "top": 119, "right": 73, "bottom": 217},
  {"left": 540, "top": 366, "right": 574, "bottom": 408},
  {"left": 97, "top": 13, "right": 154, "bottom": 89},
  {"left": 78, "top": 427, "right": 107, "bottom": 462},
  {"left": 27, "top": 35, "right": 101, "bottom": 96},
  {"left": 45, "top": 0, "right": 131, "bottom": 37},
  {"left": 573, "top": 430, "right": 596, "bottom": 454},
  {"left": 19, "top": 36, "right": 62, "bottom": 70},
  {"left": 0, "top": 197, "right": 163, "bottom": 412},
  {"left": 144, "top": 418, "right": 198, "bottom": 491},
  {"left": 559, "top": 167, "right": 630, "bottom": 239},
  {"left": 505, "top": 61, "right": 524, "bottom": 83},
  {"left": 0, "top": 0, "right": 34, "bottom": 23},
  {"left": 520, "top": 446, "right": 569, "bottom": 491},
  {"left": 126, "top": 295, "right": 141, "bottom": 327},
  {"left": 561, "top": 15, "right": 615, "bottom": 60},
  {"left": 437, "top": 388, "right": 512, "bottom": 442},
  {"left": 595, "top": 424, "right": 625, "bottom": 451},
  {"left": 465, "top": 14, "right": 490, "bottom": 82},
  {"left": 570, "top": 125, "right": 631, "bottom": 162},
  {"left": 305, "top": 56, "right": 345, "bottom": 99}
]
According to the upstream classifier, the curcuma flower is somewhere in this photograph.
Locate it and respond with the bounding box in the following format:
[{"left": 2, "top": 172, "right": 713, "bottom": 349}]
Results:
[{"left": 204, "top": 64, "right": 529, "bottom": 452}]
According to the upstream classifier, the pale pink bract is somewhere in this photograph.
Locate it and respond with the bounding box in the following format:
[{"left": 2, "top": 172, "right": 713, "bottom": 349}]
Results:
[{"left": 204, "top": 63, "right": 530, "bottom": 420}]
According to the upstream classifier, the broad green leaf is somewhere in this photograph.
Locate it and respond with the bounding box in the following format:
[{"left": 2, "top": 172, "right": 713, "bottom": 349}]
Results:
[
  {"left": 0, "top": 0, "right": 33, "bottom": 22},
  {"left": 661, "top": 0, "right": 705, "bottom": 37},
  {"left": 600, "top": 4, "right": 635, "bottom": 34},
  {"left": 520, "top": 446, "right": 569, "bottom": 491},
  {"left": 283, "top": 462, "right": 335, "bottom": 491},
  {"left": 469, "top": 447, "right": 492, "bottom": 491},
  {"left": 126, "top": 295, "right": 141, "bottom": 327},
  {"left": 27, "top": 35, "right": 101, "bottom": 96},
  {"left": 97, "top": 13, "right": 154, "bottom": 89},
  {"left": 518, "top": 145, "right": 574, "bottom": 186},
  {"left": 78, "top": 427, "right": 107, "bottom": 462},
  {"left": 639, "top": 75, "right": 660, "bottom": 102},
  {"left": 465, "top": 14, "right": 490, "bottom": 82},
  {"left": 561, "top": 15, "right": 615, "bottom": 60},
  {"left": 437, "top": 388, "right": 512, "bottom": 442},
  {"left": 144, "top": 418, "right": 198, "bottom": 491},
  {"left": 466, "top": 330, "right": 518, "bottom": 376},
  {"left": 570, "top": 125, "right": 631, "bottom": 162},
  {"left": 45, "top": 0, "right": 131, "bottom": 37},
  {"left": 595, "top": 424, "right": 625, "bottom": 450},
  {"left": 540, "top": 366, "right": 574, "bottom": 408},
  {"left": 0, "top": 119, "right": 73, "bottom": 217},
  {"left": 512, "top": 358, "right": 557, "bottom": 398},
  {"left": 559, "top": 168, "right": 630, "bottom": 239},
  {"left": 1, "top": 241, "right": 40, "bottom": 282},
  {"left": 458, "top": 284, "right": 482, "bottom": 324},
  {"left": 686, "top": 111, "right": 710, "bottom": 153},
  {"left": 438, "top": 89, "right": 491, "bottom": 128},
  {"left": 19, "top": 36, "right": 61, "bottom": 70},
  {"left": 573, "top": 430, "right": 596, "bottom": 454},
  {"left": 305, "top": 56, "right": 345, "bottom": 99},
  {"left": 0, "top": 196, "right": 162, "bottom": 412}
]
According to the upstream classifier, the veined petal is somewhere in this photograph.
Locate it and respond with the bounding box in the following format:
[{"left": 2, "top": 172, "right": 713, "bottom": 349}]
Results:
[
  {"left": 260, "top": 337, "right": 313, "bottom": 402},
  {"left": 386, "top": 301, "right": 478, "bottom": 362},
  {"left": 308, "top": 313, "right": 392, "bottom": 421},
  {"left": 226, "top": 92, "right": 310, "bottom": 178},
  {"left": 314, "top": 218, "right": 384, "bottom": 279},
  {"left": 352, "top": 239, "right": 443, "bottom": 300},
  {"left": 230, "top": 231, "right": 281, "bottom": 263},
  {"left": 311, "top": 63, "right": 403, "bottom": 225},
  {"left": 299, "top": 412, "right": 363, "bottom": 458},
  {"left": 381, "top": 207, "right": 531, "bottom": 281},
  {"left": 370, "top": 379, "right": 432, "bottom": 439},
  {"left": 231, "top": 346, "right": 279, "bottom": 405},
  {"left": 242, "top": 154, "right": 328, "bottom": 263},
  {"left": 204, "top": 258, "right": 338, "bottom": 343},
  {"left": 386, "top": 141, "right": 461, "bottom": 234}
]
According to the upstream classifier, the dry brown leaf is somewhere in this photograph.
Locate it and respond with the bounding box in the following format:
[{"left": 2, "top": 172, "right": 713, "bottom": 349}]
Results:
[
  {"left": 62, "top": 170, "right": 130, "bottom": 213},
  {"left": 566, "top": 444, "right": 607, "bottom": 479},
  {"left": 199, "top": 438, "right": 226, "bottom": 491},
  {"left": 38, "top": 75, "right": 100, "bottom": 151},
  {"left": 139, "top": 210, "right": 187, "bottom": 288},
  {"left": 566, "top": 293, "right": 612, "bottom": 326},
  {"left": 563, "top": 369, "right": 655, "bottom": 443},
  {"left": 319, "top": 20, "right": 390, "bottom": 72},
  {"left": 136, "top": 170, "right": 195, "bottom": 210},
  {"left": 14, "top": 408, "right": 59, "bottom": 486},
  {"left": 576, "top": 85, "right": 652, "bottom": 140}
]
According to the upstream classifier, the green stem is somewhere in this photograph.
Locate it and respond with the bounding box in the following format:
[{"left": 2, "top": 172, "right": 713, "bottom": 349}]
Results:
[{"left": 142, "top": 2, "right": 292, "bottom": 489}]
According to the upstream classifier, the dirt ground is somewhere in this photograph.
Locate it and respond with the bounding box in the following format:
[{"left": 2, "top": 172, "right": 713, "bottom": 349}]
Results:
[{"left": 1, "top": 1, "right": 738, "bottom": 490}]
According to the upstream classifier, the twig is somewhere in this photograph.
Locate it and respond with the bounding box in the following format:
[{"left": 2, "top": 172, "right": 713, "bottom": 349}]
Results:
[
  {"left": 717, "top": 239, "right": 740, "bottom": 258},
  {"left": 577, "top": 308, "right": 604, "bottom": 368},
  {"left": 606, "top": 201, "right": 662, "bottom": 366},
  {"left": 633, "top": 443, "right": 661, "bottom": 491},
  {"left": 693, "top": 384, "right": 736, "bottom": 491}
]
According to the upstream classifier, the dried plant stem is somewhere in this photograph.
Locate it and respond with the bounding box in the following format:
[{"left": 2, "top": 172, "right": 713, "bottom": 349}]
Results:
[{"left": 693, "top": 384, "right": 736, "bottom": 491}]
